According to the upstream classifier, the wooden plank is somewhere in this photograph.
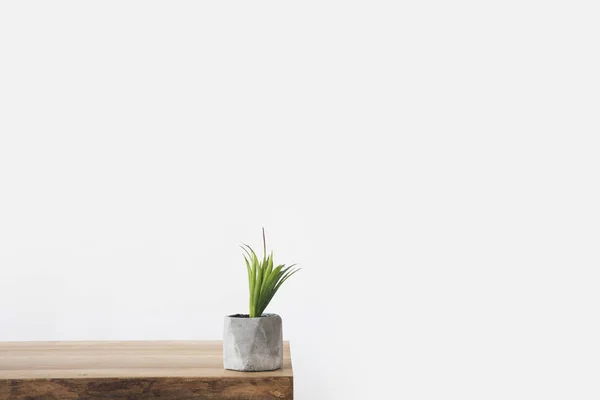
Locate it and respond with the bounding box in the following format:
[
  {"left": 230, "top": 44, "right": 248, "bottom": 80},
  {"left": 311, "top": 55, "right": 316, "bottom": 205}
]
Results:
[{"left": 0, "top": 341, "right": 293, "bottom": 400}]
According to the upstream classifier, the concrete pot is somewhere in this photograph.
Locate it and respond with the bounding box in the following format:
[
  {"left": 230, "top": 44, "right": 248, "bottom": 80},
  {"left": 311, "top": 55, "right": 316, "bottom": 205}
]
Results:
[{"left": 223, "top": 313, "right": 283, "bottom": 372}]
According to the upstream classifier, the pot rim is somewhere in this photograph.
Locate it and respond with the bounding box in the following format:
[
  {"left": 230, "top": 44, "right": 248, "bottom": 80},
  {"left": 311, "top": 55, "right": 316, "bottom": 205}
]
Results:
[{"left": 225, "top": 313, "right": 280, "bottom": 319}]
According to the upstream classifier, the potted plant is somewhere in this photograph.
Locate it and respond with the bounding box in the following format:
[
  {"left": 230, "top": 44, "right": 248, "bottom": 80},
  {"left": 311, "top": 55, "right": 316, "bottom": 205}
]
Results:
[{"left": 223, "top": 228, "right": 300, "bottom": 372}]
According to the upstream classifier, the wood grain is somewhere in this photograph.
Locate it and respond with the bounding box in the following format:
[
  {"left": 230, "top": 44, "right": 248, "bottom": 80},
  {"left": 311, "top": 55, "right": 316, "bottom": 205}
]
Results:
[{"left": 0, "top": 341, "right": 293, "bottom": 399}]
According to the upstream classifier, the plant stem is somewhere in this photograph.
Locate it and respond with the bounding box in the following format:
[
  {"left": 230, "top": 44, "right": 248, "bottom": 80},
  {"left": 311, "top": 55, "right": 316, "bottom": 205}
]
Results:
[{"left": 262, "top": 227, "right": 267, "bottom": 261}]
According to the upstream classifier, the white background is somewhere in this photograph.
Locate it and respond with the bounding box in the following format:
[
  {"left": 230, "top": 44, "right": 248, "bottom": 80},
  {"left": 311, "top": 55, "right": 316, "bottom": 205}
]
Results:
[{"left": 1, "top": 1, "right": 599, "bottom": 399}]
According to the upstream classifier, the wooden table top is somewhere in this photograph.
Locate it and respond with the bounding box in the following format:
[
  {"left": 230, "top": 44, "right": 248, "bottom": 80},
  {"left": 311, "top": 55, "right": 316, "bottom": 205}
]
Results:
[{"left": 0, "top": 341, "right": 293, "bottom": 400}]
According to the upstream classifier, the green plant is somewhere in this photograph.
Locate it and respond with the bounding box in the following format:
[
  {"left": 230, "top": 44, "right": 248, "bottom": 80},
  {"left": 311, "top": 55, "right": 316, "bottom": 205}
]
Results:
[{"left": 241, "top": 229, "right": 300, "bottom": 318}]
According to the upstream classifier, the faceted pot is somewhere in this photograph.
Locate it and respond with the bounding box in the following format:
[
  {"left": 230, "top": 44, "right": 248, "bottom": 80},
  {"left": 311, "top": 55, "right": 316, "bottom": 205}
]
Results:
[{"left": 223, "top": 313, "right": 283, "bottom": 372}]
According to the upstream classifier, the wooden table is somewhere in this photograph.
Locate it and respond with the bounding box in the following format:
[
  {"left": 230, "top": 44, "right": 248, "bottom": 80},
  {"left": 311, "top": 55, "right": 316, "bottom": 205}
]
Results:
[{"left": 0, "top": 341, "right": 293, "bottom": 399}]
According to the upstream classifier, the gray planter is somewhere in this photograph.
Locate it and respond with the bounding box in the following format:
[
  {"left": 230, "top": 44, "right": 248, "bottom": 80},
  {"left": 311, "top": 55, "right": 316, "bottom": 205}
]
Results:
[{"left": 223, "top": 313, "right": 283, "bottom": 372}]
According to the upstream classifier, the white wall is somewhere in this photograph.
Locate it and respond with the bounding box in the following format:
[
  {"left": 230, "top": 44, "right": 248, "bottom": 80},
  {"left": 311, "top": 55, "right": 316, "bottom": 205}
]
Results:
[{"left": 1, "top": 1, "right": 599, "bottom": 399}]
